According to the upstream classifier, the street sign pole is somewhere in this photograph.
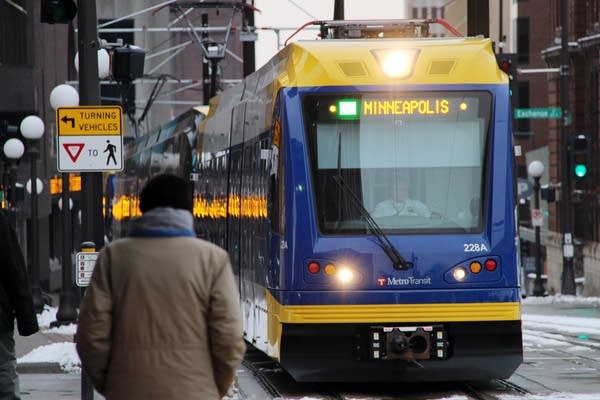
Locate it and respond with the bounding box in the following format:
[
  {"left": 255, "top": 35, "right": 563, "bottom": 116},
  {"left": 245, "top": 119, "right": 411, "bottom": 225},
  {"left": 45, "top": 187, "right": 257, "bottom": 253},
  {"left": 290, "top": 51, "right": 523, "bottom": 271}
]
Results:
[
  {"left": 78, "top": 1, "right": 103, "bottom": 399},
  {"left": 79, "top": 0, "right": 105, "bottom": 254},
  {"left": 560, "top": 0, "right": 576, "bottom": 295}
]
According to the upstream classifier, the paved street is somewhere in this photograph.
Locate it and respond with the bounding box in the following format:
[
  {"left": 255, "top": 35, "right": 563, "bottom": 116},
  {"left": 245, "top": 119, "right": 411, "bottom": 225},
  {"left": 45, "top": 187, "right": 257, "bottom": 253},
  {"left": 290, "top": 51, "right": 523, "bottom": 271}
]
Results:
[
  {"left": 20, "top": 374, "right": 98, "bottom": 400},
  {"left": 14, "top": 296, "right": 600, "bottom": 399}
]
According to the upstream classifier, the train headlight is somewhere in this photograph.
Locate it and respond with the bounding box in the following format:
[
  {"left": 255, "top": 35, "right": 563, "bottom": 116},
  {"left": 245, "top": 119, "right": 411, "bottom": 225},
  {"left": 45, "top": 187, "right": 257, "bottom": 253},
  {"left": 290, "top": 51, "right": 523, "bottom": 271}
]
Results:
[
  {"left": 336, "top": 265, "right": 354, "bottom": 284},
  {"left": 452, "top": 266, "right": 468, "bottom": 282},
  {"left": 371, "top": 49, "right": 419, "bottom": 79}
]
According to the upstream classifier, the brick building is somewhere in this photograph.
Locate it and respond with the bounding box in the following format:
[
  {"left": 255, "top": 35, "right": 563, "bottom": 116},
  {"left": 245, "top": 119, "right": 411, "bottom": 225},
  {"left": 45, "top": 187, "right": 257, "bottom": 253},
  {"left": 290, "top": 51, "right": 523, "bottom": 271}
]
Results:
[{"left": 518, "top": 0, "right": 600, "bottom": 295}]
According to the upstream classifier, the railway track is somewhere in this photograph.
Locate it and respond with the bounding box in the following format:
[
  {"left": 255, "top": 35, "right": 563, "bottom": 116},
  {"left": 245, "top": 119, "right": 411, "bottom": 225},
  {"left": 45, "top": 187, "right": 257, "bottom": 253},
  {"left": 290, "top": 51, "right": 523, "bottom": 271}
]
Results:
[{"left": 239, "top": 346, "right": 532, "bottom": 399}]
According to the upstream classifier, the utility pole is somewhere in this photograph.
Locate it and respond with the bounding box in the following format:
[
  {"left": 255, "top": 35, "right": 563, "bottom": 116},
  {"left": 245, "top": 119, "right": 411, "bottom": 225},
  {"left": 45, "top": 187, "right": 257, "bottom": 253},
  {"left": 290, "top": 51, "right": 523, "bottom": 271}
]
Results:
[
  {"left": 333, "top": 0, "right": 344, "bottom": 20},
  {"left": 467, "top": 0, "right": 489, "bottom": 37},
  {"left": 333, "top": 0, "right": 344, "bottom": 39},
  {"left": 559, "top": 0, "right": 576, "bottom": 295},
  {"left": 202, "top": 13, "right": 210, "bottom": 105},
  {"left": 78, "top": 1, "right": 103, "bottom": 398},
  {"left": 242, "top": 0, "right": 255, "bottom": 78},
  {"left": 78, "top": 0, "right": 104, "bottom": 251}
]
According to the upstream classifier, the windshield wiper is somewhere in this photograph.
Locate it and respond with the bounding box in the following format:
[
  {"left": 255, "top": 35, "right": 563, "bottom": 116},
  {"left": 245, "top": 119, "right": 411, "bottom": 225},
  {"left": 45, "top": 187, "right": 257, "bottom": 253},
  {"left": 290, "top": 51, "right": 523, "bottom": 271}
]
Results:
[{"left": 332, "top": 174, "right": 412, "bottom": 271}]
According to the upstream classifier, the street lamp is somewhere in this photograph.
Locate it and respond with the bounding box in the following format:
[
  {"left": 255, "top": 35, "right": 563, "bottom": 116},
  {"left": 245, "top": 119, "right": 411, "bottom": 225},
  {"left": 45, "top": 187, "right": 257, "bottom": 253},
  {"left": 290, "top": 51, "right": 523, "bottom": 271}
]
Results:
[
  {"left": 50, "top": 84, "right": 79, "bottom": 325},
  {"left": 50, "top": 83, "right": 80, "bottom": 109},
  {"left": 20, "top": 115, "right": 45, "bottom": 313},
  {"left": 528, "top": 160, "right": 546, "bottom": 297}
]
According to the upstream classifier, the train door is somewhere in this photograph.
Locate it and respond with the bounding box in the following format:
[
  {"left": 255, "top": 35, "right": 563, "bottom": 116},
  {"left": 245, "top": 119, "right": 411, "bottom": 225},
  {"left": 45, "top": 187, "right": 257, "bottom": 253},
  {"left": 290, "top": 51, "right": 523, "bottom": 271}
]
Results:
[
  {"left": 240, "top": 138, "right": 256, "bottom": 343},
  {"left": 253, "top": 136, "right": 271, "bottom": 348}
]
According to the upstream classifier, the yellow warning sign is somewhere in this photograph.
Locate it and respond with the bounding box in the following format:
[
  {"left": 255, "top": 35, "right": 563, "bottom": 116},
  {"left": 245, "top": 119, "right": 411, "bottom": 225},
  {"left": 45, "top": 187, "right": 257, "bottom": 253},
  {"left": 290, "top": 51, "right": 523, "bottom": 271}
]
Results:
[{"left": 57, "top": 106, "right": 122, "bottom": 136}]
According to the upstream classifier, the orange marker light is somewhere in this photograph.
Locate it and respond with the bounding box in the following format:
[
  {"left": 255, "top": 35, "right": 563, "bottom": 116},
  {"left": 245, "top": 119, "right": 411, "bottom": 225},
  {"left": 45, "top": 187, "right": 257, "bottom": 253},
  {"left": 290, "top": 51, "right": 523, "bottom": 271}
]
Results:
[
  {"left": 324, "top": 263, "right": 336, "bottom": 276},
  {"left": 469, "top": 261, "right": 482, "bottom": 274}
]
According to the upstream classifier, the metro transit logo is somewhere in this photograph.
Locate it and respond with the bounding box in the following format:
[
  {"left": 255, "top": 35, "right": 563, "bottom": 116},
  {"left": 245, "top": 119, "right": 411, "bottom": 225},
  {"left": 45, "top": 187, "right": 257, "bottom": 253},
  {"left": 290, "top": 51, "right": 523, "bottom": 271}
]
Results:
[{"left": 376, "top": 274, "right": 432, "bottom": 287}]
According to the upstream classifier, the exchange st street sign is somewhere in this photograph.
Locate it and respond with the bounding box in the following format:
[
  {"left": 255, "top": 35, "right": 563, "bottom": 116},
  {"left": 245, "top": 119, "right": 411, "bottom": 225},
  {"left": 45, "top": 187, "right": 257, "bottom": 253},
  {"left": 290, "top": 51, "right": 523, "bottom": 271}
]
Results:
[
  {"left": 514, "top": 107, "right": 562, "bottom": 119},
  {"left": 56, "top": 106, "right": 123, "bottom": 172}
]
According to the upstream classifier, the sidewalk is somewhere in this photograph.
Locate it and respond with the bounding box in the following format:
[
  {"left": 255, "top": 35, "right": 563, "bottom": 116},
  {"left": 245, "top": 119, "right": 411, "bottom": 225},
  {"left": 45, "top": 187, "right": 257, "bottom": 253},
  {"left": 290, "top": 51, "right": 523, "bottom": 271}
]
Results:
[
  {"left": 16, "top": 293, "right": 79, "bottom": 375},
  {"left": 16, "top": 330, "right": 73, "bottom": 373}
]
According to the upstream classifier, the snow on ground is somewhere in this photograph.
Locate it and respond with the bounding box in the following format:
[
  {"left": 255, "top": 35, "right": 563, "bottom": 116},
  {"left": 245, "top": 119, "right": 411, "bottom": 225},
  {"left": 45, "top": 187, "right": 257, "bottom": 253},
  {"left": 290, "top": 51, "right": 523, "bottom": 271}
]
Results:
[
  {"left": 17, "top": 342, "right": 80, "bottom": 372},
  {"left": 17, "top": 305, "right": 79, "bottom": 372},
  {"left": 522, "top": 294, "right": 600, "bottom": 307},
  {"left": 499, "top": 395, "right": 600, "bottom": 400}
]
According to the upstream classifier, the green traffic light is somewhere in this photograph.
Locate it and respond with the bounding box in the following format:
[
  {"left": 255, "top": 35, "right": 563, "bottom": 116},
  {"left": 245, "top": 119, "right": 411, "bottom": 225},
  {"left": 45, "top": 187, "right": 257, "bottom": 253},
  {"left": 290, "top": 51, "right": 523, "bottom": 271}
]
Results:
[{"left": 574, "top": 164, "right": 588, "bottom": 178}]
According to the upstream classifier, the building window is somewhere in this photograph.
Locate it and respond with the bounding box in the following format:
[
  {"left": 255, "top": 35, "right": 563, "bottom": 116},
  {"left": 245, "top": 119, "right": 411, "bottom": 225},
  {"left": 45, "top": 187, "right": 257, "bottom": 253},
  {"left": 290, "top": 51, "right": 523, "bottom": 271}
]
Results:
[
  {"left": 517, "top": 17, "right": 530, "bottom": 65},
  {"left": 412, "top": 7, "right": 418, "bottom": 19},
  {"left": 421, "top": 7, "right": 428, "bottom": 18},
  {"left": 0, "top": 2, "right": 29, "bottom": 66}
]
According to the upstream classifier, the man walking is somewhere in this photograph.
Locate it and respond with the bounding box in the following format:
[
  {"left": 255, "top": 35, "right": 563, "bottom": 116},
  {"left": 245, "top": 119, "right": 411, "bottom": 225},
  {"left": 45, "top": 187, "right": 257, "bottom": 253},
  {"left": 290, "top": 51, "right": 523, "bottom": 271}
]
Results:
[
  {"left": 0, "top": 209, "right": 39, "bottom": 400},
  {"left": 75, "top": 173, "right": 245, "bottom": 399}
]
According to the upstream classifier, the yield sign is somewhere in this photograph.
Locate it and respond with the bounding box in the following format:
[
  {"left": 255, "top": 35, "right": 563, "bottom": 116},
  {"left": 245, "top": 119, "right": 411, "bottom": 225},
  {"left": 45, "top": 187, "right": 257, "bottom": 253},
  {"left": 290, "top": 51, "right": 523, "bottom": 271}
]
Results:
[{"left": 63, "top": 143, "right": 85, "bottom": 162}]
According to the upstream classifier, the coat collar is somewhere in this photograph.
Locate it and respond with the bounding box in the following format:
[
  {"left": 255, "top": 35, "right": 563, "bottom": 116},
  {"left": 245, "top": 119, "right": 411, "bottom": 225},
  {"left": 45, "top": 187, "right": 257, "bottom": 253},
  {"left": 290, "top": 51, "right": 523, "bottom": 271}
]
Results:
[{"left": 128, "top": 207, "right": 195, "bottom": 237}]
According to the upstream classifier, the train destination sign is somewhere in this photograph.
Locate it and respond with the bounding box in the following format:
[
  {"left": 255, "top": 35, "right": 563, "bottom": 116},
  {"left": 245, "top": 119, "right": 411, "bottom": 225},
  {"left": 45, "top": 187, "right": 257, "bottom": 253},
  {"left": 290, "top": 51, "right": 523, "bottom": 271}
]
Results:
[
  {"left": 56, "top": 106, "right": 123, "bottom": 172},
  {"left": 336, "top": 98, "right": 466, "bottom": 119},
  {"left": 362, "top": 98, "right": 450, "bottom": 116}
]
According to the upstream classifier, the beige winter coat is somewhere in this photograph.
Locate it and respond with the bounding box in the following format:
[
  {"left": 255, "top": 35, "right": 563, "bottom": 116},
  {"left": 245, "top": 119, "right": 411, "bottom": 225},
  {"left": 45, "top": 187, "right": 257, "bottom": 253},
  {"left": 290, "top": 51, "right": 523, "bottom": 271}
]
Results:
[{"left": 75, "top": 236, "right": 246, "bottom": 399}]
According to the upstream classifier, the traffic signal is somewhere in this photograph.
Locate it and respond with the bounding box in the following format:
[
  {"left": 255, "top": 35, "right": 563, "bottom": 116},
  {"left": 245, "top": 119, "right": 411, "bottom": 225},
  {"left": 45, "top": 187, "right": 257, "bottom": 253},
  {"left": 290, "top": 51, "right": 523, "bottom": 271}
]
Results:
[
  {"left": 570, "top": 133, "right": 591, "bottom": 182},
  {"left": 41, "top": 0, "right": 77, "bottom": 24},
  {"left": 112, "top": 45, "right": 146, "bottom": 82},
  {"left": 496, "top": 53, "right": 519, "bottom": 107}
]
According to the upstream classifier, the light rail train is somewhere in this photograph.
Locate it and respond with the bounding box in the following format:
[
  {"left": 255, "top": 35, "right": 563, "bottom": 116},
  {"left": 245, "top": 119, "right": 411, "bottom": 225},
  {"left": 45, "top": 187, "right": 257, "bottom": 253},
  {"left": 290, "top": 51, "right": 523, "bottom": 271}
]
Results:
[{"left": 111, "top": 19, "right": 523, "bottom": 382}]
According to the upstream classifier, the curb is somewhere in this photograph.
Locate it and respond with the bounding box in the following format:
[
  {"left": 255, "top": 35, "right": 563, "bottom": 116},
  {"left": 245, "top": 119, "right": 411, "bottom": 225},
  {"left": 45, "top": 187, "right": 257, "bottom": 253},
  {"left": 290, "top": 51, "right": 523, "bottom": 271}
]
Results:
[{"left": 17, "top": 362, "right": 69, "bottom": 374}]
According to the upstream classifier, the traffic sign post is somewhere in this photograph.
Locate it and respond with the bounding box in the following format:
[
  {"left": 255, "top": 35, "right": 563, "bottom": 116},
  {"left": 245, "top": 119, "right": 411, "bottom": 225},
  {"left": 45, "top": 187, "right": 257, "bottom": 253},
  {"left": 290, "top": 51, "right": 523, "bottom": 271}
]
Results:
[
  {"left": 56, "top": 105, "right": 123, "bottom": 172},
  {"left": 75, "top": 250, "right": 98, "bottom": 287},
  {"left": 531, "top": 208, "right": 543, "bottom": 227},
  {"left": 514, "top": 107, "right": 562, "bottom": 119}
]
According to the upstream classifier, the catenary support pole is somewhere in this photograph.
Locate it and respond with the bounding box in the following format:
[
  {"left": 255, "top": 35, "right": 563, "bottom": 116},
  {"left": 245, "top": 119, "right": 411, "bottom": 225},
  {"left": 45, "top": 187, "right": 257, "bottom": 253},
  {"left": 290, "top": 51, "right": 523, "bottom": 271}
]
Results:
[
  {"left": 560, "top": 0, "right": 576, "bottom": 295},
  {"left": 78, "top": 1, "right": 104, "bottom": 399},
  {"left": 29, "top": 146, "right": 43, "bottom": 312}
]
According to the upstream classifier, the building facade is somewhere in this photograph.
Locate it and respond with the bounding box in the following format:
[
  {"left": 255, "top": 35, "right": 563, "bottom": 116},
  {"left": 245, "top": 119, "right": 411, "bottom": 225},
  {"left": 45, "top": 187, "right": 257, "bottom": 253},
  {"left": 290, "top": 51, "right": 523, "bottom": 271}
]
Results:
[{"left": 0, "top": 0, "right": 246, "bottom": 293}]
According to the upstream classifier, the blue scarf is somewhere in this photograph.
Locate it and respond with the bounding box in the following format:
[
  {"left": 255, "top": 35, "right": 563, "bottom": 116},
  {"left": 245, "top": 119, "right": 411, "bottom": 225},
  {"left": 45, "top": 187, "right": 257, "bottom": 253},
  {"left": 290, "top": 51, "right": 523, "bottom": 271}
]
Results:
[{"left": 128, "top": 207, "right": 195, "bottom": 237}]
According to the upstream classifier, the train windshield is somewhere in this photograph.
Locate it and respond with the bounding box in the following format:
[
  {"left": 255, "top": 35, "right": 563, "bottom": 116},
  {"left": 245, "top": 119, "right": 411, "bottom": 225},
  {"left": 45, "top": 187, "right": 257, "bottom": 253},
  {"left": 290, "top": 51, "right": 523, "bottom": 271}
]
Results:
[{"left": 304, "top": 91, "right": 492, "bottom": 234}]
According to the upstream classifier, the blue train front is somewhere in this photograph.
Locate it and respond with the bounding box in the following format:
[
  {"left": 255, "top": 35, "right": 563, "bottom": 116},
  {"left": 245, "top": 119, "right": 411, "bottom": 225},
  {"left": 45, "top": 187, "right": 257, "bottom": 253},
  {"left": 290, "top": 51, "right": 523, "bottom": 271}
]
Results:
[
  {"left": 116, "top": 21, "right": 523, "bottom": 382},
  {"left": 267, "top": 82, "right": 522, "bottom": 381}
]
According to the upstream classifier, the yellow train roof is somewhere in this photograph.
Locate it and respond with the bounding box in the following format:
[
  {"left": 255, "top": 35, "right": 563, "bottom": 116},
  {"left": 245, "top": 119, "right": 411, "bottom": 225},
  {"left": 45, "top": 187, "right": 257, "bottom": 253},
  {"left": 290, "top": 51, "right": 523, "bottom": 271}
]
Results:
[{"left": 272, "top": 37, "right": 507, "bottom": 87}]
